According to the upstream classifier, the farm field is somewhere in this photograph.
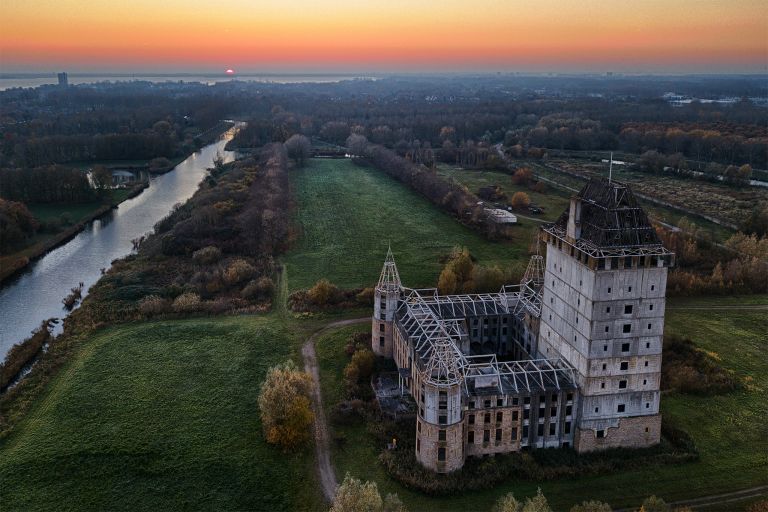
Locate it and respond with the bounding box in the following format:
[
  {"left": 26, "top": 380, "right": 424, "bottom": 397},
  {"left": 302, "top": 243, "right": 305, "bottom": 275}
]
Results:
[
  {"left": 0, "top": 316, "right": 326, "bottom": 512},
  {"left": 316, "top": 295, "right": 768, "bottom": 511},
  {"left": 283, "top": 158, "right": 525, "bottom": 292},
  {"left": 512, "top": 161, "right": 738, "bottom": 243}
]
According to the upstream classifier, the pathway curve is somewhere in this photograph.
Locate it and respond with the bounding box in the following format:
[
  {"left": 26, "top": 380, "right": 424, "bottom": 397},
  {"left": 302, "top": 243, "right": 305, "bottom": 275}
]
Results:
[{"left": 301, "top": 317, "right": 370, "bottom": 502}]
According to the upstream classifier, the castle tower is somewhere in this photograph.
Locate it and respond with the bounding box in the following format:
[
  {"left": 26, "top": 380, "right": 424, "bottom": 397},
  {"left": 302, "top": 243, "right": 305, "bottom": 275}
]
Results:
[
  {"left": 372, "top": 246, "right": 401, "bottom": 358},
  {"left": 538, "top": 179, "right": 675, "bottom": 452}
]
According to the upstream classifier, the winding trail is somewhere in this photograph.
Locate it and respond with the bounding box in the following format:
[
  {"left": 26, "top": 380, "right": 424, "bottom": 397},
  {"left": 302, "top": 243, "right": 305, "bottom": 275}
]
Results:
[{"left": 302, "top": 317, "right": 370, "bottom": 502}]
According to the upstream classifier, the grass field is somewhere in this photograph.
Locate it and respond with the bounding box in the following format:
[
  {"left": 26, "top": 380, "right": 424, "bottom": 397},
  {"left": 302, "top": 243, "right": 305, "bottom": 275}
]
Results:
[
  {"left": 0, "top": 316, "right": 325, "bottom": 512},
  {"left": 316, "top": 296, "right": 768, "bottom": 511},
  {"left": 283, "top": 158, "right": 527, "bottom": 292}
]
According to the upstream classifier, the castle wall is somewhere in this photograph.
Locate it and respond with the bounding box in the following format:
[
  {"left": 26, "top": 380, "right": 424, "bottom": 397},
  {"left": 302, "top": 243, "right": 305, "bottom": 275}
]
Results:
[{"left": 575, "top": 414, "right": 662, "bottom": 451}]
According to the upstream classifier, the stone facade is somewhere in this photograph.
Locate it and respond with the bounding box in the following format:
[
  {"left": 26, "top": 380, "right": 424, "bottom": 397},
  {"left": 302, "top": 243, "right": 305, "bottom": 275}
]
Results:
[{"left": 574, "top": 414, "right": 662, "bottom": 451}]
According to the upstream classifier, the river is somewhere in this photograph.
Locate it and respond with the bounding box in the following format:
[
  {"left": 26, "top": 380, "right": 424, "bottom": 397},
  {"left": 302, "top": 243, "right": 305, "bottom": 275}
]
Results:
[{"left": 0, "top": 125, "right": 241, "bottom": 359}]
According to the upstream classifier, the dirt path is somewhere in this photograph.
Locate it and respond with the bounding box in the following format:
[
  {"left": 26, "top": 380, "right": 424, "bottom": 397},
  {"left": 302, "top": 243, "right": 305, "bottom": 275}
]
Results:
[
  {"left": 667, "top": 304, "right": 768, "bottom": 311},
  {"left": 301, "top": 317, "right": 370, "bottom": 502}
]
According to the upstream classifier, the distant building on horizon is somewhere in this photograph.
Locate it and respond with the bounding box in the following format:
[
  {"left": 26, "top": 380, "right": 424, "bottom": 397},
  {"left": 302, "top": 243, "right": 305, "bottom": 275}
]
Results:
[{"left": 57, "top": 72, "right": 68, "bottom": 87}]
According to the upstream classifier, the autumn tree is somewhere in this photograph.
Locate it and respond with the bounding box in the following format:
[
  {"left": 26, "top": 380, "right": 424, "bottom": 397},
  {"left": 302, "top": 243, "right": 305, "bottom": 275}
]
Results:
[
  {"left": 639, "top": 496, "right": 670, "bottom": 512},
  {"left": 308, "top": 278, "right": 339, "bottom": 305},
  {"left": 330, "top": 473, "right": 407, "bottom": 512},
  {"left": 258, "top": 360, "right": 314, "bottom": 450},
  {"left": 511, "top": 167, "right": 533, "bottom": 185},
  {"left": 437, "top": 267, "right": 458, "bottom": 294},
  {"left": 493, "top": 493, "right": 522, "bottom": 512},
  {"left": 511, "top": 192, "right": 531, "bottom": 210},
  {"left": 285, "top": 134, "right": 312, "bottom": 166},
  {"left": 0, "top": 198, "right": 39, "bottom": 251}
]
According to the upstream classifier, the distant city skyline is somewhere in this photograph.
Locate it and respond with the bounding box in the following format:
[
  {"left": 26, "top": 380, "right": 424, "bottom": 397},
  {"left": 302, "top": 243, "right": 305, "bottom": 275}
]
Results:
[{"left": 1, "top": 0, "right": 766, "bottom": 74}]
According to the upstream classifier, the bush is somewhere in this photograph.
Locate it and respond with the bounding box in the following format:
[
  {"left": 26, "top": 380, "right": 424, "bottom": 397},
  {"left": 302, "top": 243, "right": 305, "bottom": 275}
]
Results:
[
  {"left": 511, "top": 191, "right": 531, "bottom": 210},
  {"left": 172, "top": 292, "right": 201, "bottom": 313},
  {"left": 307, "top": 278, "right": 339, "bottom": 305},
  {"left": 223, "top": 259, "right": 257, "bottom": 286},
  {"left": 192, "top": 245, "right": 222, "bottom": 264},
  {"left": 138, "top": 295, "right": 170, "bottom": 317},
  {"left": 661, "top": 334, "right": 741, "bottom": 395},
  {"left": 241, "top": 276, "right": 275, "bottom": 299},
  {"left": 258, "top": 360, "right": 314, "bottom": 450},
  {"left": 356, "top": 287, "right": 375, "bottom": 305}
]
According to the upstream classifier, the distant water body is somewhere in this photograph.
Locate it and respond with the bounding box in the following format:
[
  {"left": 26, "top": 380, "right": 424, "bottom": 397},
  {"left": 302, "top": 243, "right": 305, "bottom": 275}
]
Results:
[
  {"left": 0, "top": 74, "right": 374, "bottom": 90},
  {"left": 0, "top": 125, "right": 243, "bottom": 359}
]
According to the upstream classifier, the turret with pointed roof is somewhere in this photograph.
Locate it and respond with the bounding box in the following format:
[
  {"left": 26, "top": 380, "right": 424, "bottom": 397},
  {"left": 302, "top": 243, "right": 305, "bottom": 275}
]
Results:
[{"left": 372, "top": 246, "right": 402, "bottom": 358}]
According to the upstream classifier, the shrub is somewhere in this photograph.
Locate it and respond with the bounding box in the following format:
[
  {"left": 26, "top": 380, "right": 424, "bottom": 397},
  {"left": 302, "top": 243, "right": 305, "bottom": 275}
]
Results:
[
  {"left": 307, "top": 278, "right": 339, "bottom": 305},
  {"left": 258, "top": 360, "right": 314, "bottom": 450},
  {"left": 138, "top": 295, "right": 170, "bottom": 317},
  {"left": 223, "top": 259, "right": 257, "bottom": 286},
  {"left": 356, "top": 287, "right": 375, "bottom": 305},
  {"left": 172, "top": 292, "right": 201, "bottom": 313},
  {"left": 192, "top": 245, "right": 222, "bottom": 264},
  {"left": 661, "top": 334, "right": 741, "bottom": 395},
  {"left": 241, "top": 276, "right": 275, "bottom": 299},
  {"left": 511, "top": 191, "right": 531, "bottom": 210}
]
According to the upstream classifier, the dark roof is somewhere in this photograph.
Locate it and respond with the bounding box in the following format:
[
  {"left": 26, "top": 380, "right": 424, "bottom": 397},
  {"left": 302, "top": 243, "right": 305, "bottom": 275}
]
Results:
[{"left": 553, "top": 179, "right": 662, "bottom": 249}]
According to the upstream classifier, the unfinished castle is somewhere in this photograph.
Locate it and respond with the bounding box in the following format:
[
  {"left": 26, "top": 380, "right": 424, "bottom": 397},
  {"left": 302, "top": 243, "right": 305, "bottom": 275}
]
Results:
[{"left": 371, "top": 178, "right": 675, "bottom": 472}]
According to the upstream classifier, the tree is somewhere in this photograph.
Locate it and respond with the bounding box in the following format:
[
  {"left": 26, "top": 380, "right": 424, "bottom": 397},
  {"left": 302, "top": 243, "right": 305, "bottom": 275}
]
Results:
[
  {"left": 346, "top": 134, "right": 368, "bottom": 157},
  {"left": 437, "top": 267, "right": 458, "bottom": 295},
  {"left": 639, "top": 496, "right": 670, "bottom": 512},
  {"left": 0, "top": 198, "right": 39, "bottom": 251},
  {"left": 511, "top": 167, "right": 533, "bottom": 185},
  {"left": 308, "top": 278, "right": 338, "bottom": 305},
  {"left": 330, "top": 473, "right": 383, "bottom": 512},
  {"left": 91, "top": 165, "right": 113, "bottom": 192},
  {"left": 511, "top": 192, "right": 531, "bottom": 210},
  {"left": 285, "top": 134, "right": 311, "bottom": 166},
  {"left": 570, "top": 501, "right": 612, "bottom": 512},
  {"left": 258, "top": 360, "right": 315, "bottom": 450},
  {"left": 493, "top": 493, "right": 522, "bottom": 512},
  {"left": 521, "top": 489, "right": 552, "bottom": 512}
]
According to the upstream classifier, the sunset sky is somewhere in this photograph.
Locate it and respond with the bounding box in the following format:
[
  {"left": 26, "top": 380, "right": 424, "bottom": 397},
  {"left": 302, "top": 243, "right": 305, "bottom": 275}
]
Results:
[{"left": 1, "top": 0, "right": 766, "bottom": 74}]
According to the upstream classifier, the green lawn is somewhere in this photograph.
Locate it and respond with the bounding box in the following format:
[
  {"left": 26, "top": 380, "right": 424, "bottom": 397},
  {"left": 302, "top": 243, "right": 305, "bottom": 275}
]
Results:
[
  {"left": 316, "top": 297, "right": 768, "bottom": 511},
  {"left": 0, "top": 316, "right": 325, "bottom": 512},
  {"left": 282, "top": 158, "right": 528, "bottom": 292}
]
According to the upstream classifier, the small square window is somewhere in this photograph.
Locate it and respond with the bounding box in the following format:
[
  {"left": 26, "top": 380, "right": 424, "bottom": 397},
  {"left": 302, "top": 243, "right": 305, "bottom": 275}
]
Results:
[
  {"left": 649, "top": 304, "right": 654, "bottom": 311},
  {"left": 643, "top": 379, "right": 647, "bottom": 385},
  {"left": 594, "top": 407, "right": 599, "bottom": 413},
  {"left": 439, "top": 415, "right": 447, "bottom": 425},
  {"left": 628, "top": 286, "right": 632, "bottom": 292},
  {"left": 600, "top": 382, "right": 605, "bottom": 389},
  {"left": 605, "top": 326, "right": 609, "bottom": 333},
  {"left": 567, "top": 393, "right": 573, "bottom": 401},
  {"left": 379, "top": 324, "right": 385, "bottom": 332},
  {"left": 620, "top": 362, "right": 629, "bottom": 370},
  {"left": 646, "top": 402, "right": 650, "bottom": 409},
  {"left": 607, "top": 287, "right": 612, "bottom": 294},
  {"left": 438, "top": 430, "right": 446, "bottom": 441},
  {"left": 617, "top": 404, "right": 625, "bottom": 413},
  {"left": 645, "top": 361, "right": 649, "bottom": 367},
  {"left": 497, "top": 399, "right": 503, "bottom": 407},
  {"left": 623, "top": 324, "right": 632, "bottom": 333},
  {"left": 651, "top": 285, "right": 655, "bottom": 291},
  {"left": 646, "top": 342, "right": 650, "bottom": 349},
  {"left": 596, "top": 429, "right": 605, "bottom": 438},
  {"left": 512, "top": 397, "right": 519, "bottom": 406},
  {"left": 604, "top": 343, "right": 608, "bottom": 350},
  {"left": 648, "top": 323, "right": 652, "bottom": 330},
  {"left": 484, "top": 400, "right": 491, "bottom": 408},
  {"left": 619, "top": 380, "right": 627, "bottom": 389},
  {"left": 606, "top": 306, "right": 611, "bottom": 313},
  {"left": 602, "top": 363, "right": 607, "bottom": 370},
  {"left": 622, "top": 342, "right": 630, "bottom": 352},
  {"left": 624, "top": 305, "right": 633, "bottom": 314},
  {"left": 524, "top": 397, "right": 531, "bottom": 405}
]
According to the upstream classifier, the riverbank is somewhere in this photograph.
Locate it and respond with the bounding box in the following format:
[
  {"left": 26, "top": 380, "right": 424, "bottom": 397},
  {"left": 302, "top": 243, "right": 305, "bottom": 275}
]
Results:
[{"left": 0, "top": 182, "right": 149, "bottom": 286}]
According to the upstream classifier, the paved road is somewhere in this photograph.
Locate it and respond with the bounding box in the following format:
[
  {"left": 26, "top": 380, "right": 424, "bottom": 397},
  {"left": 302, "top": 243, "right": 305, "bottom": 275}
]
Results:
[{"left": 301, "top": 317, "right": 370, "bottom": 502}]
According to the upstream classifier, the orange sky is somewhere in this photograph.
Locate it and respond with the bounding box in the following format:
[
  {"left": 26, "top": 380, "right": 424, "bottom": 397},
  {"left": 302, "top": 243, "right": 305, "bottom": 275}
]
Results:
[{"left": 1, "top": 0, "right": 766, "bottom": 73}]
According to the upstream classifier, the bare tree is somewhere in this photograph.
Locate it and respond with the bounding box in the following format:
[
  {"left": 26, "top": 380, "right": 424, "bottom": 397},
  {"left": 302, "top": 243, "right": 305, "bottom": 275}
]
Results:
[{"left": 284, "top": 134, "right": 311, "bottom": 166}]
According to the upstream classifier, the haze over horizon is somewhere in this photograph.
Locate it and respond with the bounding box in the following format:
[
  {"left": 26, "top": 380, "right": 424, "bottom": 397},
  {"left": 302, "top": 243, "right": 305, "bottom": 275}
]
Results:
[{"left": 1, "top": 0, "right": 766, "bottom": 75}]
